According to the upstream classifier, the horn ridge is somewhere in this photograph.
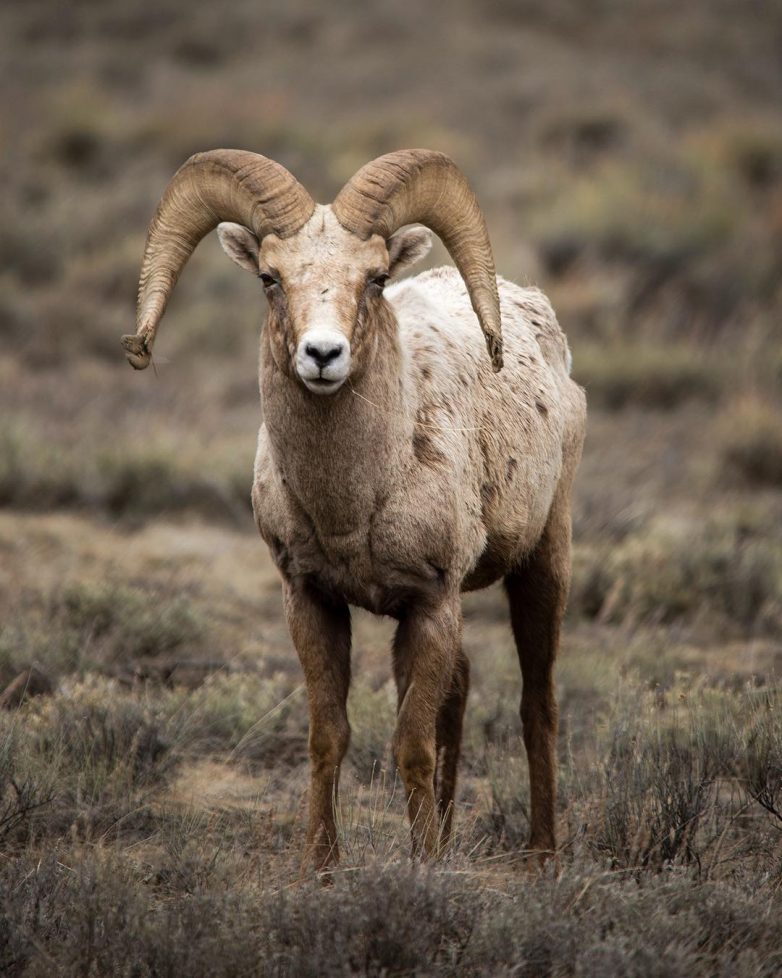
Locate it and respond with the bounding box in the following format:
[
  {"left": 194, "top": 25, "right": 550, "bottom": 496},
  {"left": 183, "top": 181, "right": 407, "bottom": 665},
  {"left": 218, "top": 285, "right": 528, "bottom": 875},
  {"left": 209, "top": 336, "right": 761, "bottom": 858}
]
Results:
[
  {"left": 332, "top": 149, "right": 503, "bottom": 371},
  {"left": 122, "top": 149, "right": 314, "bottom": 370}
]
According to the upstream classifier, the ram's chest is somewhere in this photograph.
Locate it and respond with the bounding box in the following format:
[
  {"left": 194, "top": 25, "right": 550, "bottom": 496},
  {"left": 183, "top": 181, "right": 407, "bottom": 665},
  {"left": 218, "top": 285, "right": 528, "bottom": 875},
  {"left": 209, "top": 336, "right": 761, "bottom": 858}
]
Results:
[
  {"left": 268, "top": 513, "right": 449, "bottom": 615},
  {"left": 286, "top": 525, "right": 380, "bottom": 605},
  {"left": 252, "top": 451, "right": 461, "bottom": 615}
]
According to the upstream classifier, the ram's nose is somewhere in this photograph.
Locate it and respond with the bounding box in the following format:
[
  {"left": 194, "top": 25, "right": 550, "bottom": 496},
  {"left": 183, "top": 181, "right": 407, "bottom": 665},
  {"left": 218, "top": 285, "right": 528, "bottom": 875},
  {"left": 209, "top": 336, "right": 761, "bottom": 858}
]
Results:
[
  {"left": 295, "top": 328, "right": 351, "bottom": 394},
  {"left": 305, "top": 338, "right": 346, "bottom": 368}
]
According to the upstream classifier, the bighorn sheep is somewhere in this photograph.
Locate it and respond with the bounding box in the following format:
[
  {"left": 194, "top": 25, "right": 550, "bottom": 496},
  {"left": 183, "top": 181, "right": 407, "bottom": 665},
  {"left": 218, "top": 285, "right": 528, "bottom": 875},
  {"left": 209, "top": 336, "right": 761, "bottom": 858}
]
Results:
[{"left": 122, "top": 149, "right": 586, "bottom": 871}]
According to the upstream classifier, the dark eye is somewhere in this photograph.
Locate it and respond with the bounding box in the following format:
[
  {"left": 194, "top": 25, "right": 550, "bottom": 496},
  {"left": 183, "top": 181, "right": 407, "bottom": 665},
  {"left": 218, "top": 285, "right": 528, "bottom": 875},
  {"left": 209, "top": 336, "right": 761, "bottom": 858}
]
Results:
[
  {"left": 259, "top": 272, "right": 279, "bottom": 289},
  {"left": 369, "top": 273, "right": 389, "bottom": 289}
]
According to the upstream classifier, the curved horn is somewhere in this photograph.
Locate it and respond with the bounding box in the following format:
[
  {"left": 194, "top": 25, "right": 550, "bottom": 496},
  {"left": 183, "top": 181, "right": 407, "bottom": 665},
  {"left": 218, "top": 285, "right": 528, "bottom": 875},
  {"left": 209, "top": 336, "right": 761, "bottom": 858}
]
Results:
[
  {"left": 332, "top": 150, "right": 503, "bottom": 371},
  {"left": 121, "top": 150, "right": 315, "bottom": 369}
]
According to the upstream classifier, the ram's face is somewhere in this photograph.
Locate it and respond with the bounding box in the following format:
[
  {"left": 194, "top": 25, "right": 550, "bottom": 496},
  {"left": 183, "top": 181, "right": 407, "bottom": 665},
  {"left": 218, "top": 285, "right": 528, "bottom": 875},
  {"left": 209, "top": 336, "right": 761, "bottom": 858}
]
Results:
[
  {"left": 259, "top": 209, "right": 389, "bottom": 394},
  {"left": 218, "top": 206, "right": 431, "bottom": 395}
]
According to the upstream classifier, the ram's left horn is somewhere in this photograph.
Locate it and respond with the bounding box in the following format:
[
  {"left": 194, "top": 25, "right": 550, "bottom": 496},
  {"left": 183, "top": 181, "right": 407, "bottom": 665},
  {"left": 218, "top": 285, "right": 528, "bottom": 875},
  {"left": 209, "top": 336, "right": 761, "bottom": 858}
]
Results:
[{"left": 122, "top": 150, "right": 315, "bottom": 370}]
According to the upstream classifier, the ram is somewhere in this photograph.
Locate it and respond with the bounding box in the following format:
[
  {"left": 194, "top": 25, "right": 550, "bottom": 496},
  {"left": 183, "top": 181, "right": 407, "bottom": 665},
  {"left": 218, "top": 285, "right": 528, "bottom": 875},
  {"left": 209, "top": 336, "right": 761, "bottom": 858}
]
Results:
[{"left": 122, "top": 149, "right": 586, "bottom": 872}]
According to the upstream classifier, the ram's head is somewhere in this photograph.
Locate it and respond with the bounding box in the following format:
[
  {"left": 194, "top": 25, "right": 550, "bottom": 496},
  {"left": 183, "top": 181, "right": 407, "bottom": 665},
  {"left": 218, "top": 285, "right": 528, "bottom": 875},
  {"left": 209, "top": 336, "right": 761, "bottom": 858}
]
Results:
[{"left": 122, "top": 150, "right": 503, "bottom": 393}]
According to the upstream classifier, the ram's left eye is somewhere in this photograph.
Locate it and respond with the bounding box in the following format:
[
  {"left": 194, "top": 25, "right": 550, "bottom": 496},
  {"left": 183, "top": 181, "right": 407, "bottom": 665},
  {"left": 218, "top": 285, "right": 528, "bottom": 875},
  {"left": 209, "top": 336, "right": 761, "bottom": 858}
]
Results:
[
  {"left": 259, "top": 273, "right": 279, "bottom": 288},
  {"left": 369, "top": 273, "right": 389, "bottom": 289}
]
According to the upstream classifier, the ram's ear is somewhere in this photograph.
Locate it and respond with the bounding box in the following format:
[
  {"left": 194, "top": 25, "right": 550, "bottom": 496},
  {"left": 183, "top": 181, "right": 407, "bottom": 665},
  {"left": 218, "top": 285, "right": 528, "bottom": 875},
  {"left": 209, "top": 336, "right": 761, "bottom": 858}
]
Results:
[
  {"left": 217, "top": 222, "right": 261, "bottom": 274},
  {"left": 387, "top": 226, "right": 432, "bottom": 279}
]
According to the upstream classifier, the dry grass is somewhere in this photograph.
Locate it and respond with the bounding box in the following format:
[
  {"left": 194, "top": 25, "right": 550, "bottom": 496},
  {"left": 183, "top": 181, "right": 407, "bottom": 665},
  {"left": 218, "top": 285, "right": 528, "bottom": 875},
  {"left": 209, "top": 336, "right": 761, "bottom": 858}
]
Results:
[
  {"left": 1, "top": 669, "right": 781, "bottom": 976},
  {"left": 0, "top": 511, "right": 780, "bottom": 976}
]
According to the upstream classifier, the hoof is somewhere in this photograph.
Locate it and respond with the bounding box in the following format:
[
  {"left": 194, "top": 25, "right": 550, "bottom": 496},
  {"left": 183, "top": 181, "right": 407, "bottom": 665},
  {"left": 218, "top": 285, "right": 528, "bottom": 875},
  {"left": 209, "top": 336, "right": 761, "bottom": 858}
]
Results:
[{"left": 521, "top": 843, "right": 559, "bottom": 875}]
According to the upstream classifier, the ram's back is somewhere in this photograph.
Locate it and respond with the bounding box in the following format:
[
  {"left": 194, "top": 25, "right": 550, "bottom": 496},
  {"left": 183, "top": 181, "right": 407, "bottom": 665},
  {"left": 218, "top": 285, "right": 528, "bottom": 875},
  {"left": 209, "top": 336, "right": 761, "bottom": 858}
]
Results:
[{"left": 388, "top": 267, "right": 585, "bottom": 581}]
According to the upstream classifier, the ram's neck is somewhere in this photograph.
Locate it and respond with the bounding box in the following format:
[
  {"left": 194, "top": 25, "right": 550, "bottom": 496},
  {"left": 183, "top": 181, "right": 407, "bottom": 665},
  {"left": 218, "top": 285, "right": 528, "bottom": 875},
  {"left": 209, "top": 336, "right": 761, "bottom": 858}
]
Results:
[{"left": 259, "top": 312, "right": 413, "bottom": 537}]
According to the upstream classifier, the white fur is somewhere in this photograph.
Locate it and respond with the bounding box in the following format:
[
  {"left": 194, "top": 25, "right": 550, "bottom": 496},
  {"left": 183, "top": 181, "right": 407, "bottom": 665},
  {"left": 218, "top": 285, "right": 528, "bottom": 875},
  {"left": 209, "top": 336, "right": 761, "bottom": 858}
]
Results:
[{"left": 295, "top": 327, "right": 351, "bottom": 394}]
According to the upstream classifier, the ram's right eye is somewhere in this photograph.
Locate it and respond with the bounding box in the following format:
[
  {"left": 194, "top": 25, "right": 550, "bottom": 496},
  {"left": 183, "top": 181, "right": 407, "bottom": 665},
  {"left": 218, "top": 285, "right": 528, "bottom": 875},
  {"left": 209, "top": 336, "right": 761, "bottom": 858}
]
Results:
[
  {"left": 368, "top": 273, "right": 389, "bottom": 289},
  {"left": 259, "top": 273, "right": 279, "bottom": 288}
]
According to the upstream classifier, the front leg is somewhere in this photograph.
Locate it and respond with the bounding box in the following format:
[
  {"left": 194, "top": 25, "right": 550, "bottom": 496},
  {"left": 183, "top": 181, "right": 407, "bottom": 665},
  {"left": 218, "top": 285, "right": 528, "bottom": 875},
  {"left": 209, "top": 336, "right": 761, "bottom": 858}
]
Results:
[
  {"left": 283, "top": 578, "right": 351, "bottom": 874},
  {"left": 434, "top": 647, "right": 470, "bottom": 842},
  {"left": 392, "top": 597, "right": 461, "bottom": 857}
]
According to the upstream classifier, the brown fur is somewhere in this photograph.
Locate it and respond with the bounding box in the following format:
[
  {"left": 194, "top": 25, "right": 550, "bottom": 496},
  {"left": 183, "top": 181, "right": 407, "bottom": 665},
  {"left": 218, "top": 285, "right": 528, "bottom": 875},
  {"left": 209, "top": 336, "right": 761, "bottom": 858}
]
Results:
[
  {"left": 122, "top": 148, "right": 586, "bottom": 875},
  {"left": 220, "top": 207, "right": 587, "bottom": 872}
]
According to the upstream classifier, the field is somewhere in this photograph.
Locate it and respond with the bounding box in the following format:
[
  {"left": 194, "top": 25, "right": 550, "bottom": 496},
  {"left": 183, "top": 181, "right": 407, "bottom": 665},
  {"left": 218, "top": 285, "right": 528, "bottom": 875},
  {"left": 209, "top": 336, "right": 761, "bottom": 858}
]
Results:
[{"left": 1, "top": 1, "right": 782, "bottom": 974}]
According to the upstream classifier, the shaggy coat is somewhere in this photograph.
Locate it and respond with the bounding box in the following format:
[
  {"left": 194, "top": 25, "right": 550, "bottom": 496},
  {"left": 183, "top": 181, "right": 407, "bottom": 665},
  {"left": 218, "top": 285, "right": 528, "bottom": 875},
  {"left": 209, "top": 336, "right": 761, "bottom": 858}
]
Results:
[
  {"left": 255, "top": 265, "right": 583, "bottom": 612},
  {"left": 122, "top": 150, "right": 586, "bottom": 872},
  {"left": 250, "top": 232, "right": 585, "bottom": 865}
]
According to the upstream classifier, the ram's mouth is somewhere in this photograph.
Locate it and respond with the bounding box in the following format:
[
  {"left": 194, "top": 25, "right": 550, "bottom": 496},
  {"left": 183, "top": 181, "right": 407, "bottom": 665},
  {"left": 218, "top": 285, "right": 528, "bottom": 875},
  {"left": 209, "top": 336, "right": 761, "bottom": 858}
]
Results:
[{"left": 302, "top": 375, "right": 345, "bottom": 395}]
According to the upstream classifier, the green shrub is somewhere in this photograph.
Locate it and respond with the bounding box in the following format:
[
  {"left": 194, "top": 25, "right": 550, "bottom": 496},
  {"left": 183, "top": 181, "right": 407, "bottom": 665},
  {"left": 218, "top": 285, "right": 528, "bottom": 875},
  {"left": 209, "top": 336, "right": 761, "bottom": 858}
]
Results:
[
  {"left": 346, "top": 682, "right": 396, "bottom": 783},
  {"left": 2, "top": 844, "right": 782, "bottom": 978},
  {"left": 0, "top": 680, "right": 174, "bottom": 845},
  {"left": 571, "top": 521, "right": 782, "bottom": 633},
  {"left": 60, "top": 580, "right": 203, "bottom": 660},
  {"left": 536, "top": 157, "right": 736, "bottom": 270},
  {"left": 171, "top": 672, "right": 307, "bottom": 766},
  {"left": 594, "top": 715, "right": 716, "bottom": 868},
  {"left": 573, "top": 342, "right": 723, "bottom": 410},
  {"left": 0, "top": 423, "right": 80, "bottom": 509},
  {"left": 558, "top": 680, "right": 782, "bottom": 872},
  {"left": 0, "top": 421, "right": 252, "bottom": 522},
  {"left": 717, "top": 398, "right": 782, "bottom": 487},
  {"left": 478, "top": 740, "right": 530, "bottom": 850},
  {"left": 0, "top": 579, "right": 206, "bottom": 679},
  {"left": 0, "top": 724, "right": 57, "bottom": 843},
  {"left": 743, "top": 690, "right": 782, "bottom": 824}
]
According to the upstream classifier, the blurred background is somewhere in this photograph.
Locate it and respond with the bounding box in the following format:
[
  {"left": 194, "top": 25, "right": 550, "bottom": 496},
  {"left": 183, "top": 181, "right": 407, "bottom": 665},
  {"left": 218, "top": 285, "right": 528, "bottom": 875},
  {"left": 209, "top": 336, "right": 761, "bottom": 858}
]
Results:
[
  {"left": 1, "top": 0, "right": 780, "bottom": 529},
  {"left": 2, "top": 0, "right": 781, "bottom": 527},
  {"left": 0, "top": 3, "right": 781, "bottom": 965}
]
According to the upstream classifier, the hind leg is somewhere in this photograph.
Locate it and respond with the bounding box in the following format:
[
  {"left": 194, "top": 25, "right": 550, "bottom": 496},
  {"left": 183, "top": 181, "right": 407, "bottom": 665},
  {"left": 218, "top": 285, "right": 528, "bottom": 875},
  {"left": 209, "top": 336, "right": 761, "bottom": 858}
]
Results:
[
  {"left": 434, "top": 647, "right": 470, "bottom": 842},
  {"left": 504, "top": 482, "right": 573, "bottom": 856}
]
